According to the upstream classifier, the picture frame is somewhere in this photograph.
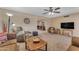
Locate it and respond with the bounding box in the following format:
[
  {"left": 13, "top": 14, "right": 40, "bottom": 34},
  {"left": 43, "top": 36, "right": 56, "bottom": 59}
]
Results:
[{"left": 37, "top": 20, "right": 46, "bottom": 31}]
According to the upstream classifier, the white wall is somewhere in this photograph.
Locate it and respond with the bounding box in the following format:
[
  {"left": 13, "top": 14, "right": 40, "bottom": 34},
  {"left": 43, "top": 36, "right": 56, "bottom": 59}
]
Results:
[
  {"left": 0, "top": 19, "right": 2, "bottom": 32},
  {"left": 51, "top": 13, "right": 79, "bottom": 37},
  {"left": 0, "top": 8, "right": 51, "bottom": 34},
  {"left": 0, "top": 14, "right": 3, "bottom": 32}
]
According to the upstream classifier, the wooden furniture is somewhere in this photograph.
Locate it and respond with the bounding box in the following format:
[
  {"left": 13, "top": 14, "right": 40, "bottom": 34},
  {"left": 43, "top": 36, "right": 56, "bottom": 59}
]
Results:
[
  {"left": 68, "top": 45, "right": 79, "bottom": 51},
  {"left": 25, "top": 36, "right": 47, "bottom": 51},
  {"left": 72, "top": 37, "right": 79, "bottom": 46},
  {"left": 0, "top": 39, "right": 17, "bottom": 51},
  {"left": 68, "top": 37, "right": 79, "bottom": 51}
]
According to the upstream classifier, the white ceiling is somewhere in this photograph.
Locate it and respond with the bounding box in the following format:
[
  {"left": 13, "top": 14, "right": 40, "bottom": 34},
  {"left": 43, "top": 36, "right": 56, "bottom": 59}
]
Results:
[{"left": 1, "top": 7, "right": 79, "bottom": 18}]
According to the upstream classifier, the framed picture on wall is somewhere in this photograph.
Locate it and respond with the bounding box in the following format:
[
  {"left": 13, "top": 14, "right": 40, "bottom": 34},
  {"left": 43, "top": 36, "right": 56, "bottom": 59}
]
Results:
[{"left": 37, "top": 20, "right": 46, "bottom": 31}]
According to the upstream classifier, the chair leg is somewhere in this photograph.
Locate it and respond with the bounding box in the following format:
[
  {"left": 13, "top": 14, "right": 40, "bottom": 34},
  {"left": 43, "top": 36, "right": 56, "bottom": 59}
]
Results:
[{"left": 45, "top": 44, "right": 47, "bottom": 51}]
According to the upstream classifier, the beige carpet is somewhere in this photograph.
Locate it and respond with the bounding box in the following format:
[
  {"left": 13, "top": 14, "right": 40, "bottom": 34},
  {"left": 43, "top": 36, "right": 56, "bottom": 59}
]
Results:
[
  {"left": 17, "top": 43, "right": 27, "bottom": 51},
  {"left": 17, "top": 42, "right": 44, "bottom": 51}
]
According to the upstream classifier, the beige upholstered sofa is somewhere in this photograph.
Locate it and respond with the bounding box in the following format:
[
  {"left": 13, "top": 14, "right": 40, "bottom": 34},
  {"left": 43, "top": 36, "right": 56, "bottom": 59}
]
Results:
[{"left": 0, "top": 39, "right": 17, "bottom": 51}]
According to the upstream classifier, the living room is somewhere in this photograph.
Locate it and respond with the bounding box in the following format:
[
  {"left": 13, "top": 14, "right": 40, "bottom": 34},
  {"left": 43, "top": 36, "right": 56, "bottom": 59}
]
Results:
[{"left": 0, "top": 7, "right": 79, "bottom": 51}]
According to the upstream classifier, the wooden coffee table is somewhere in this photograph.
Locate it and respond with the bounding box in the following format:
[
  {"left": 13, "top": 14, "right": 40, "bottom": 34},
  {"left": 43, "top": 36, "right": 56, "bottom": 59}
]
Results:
[{"left": 25, "top": 36, "right": 47, "bottom": 51}]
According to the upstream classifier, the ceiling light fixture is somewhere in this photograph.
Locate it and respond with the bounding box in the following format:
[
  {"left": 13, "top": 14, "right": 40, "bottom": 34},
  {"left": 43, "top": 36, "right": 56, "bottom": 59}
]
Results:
[{"left": 48, "top": 12, "right": 54, "bottom": 15}]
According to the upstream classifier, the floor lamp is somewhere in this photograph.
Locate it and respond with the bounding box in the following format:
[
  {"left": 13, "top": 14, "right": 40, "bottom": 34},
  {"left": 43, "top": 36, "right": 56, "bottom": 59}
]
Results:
[{"left": 6, "top": 13, "right": 13, "bottom": 33}]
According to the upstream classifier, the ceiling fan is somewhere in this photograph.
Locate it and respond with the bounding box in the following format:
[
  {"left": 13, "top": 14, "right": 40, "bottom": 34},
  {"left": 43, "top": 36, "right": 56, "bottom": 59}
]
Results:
[{"left": 43, "top": 7, "right": 60, "bottom": 15}]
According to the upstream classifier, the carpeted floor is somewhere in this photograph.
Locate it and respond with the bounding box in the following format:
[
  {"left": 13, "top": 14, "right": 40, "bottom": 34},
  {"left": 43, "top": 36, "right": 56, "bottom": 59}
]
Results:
[
  {"left": 17, "top": 42, "right": 44, "bottom": 51},
  {"left": 17, "top": 43, "right": 27, "bottom": 51}
]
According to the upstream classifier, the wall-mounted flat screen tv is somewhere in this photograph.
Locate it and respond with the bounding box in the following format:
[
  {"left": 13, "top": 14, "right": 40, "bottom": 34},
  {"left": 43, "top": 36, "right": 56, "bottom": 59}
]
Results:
[{"left": 61, "top": 22, "right": 74, "bottom": 29}]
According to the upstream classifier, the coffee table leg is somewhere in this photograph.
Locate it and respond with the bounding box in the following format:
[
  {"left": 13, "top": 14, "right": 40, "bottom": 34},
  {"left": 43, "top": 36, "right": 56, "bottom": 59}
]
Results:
[{"left": 45, "top": 44, "right": 47, "bottom": 51}]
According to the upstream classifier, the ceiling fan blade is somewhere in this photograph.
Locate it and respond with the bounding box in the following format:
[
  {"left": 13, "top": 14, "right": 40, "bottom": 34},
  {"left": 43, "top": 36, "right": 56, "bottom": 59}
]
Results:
[
  {"left": 55, "top": 7, "right": 60, "bottom": 10},
  {"left": 54, "top": 11, "right": 60, "bottom": 13},
  {"left": 43, "top": 12, "right": 48, "bottom": 14},
  {"left": 44, "top": 9, "right": 49, "bottom": 11}
]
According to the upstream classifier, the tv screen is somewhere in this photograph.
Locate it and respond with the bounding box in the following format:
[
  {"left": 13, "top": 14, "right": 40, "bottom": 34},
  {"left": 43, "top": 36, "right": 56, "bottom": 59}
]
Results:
[{"left": 61, "top": 22, "right": 74, "bottom": 29}]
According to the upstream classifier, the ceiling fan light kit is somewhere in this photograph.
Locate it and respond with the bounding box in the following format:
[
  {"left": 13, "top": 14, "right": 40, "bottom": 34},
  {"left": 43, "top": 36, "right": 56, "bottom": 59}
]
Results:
[
  {"left": 48, "top": 12, "right": 54, "bottom": 15},
  {"left": 43, "top": 7, "right": 60, "bottom": 16}
]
